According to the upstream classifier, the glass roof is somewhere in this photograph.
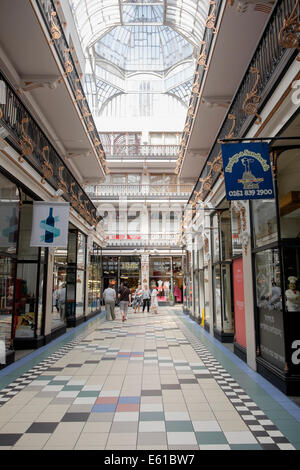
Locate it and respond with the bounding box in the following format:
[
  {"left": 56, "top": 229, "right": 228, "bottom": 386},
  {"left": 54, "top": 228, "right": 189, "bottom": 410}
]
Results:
[
  {"left": 69, "top": 0, "right": 211, "bottom": 125},
  {"left": 69, "top": 0, "right": 210, "bottom": 50},
  {"left": 95, "top": 25, "right": 193, "bottom": 71}
]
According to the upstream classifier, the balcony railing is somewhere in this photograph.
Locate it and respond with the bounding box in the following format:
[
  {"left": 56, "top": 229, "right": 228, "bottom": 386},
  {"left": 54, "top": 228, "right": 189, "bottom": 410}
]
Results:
[
  {"left": 85, "top": 184, "right": 194, "bottom": 197},
  {"left": 189, "top": 0, "right": 298, "bottom": 205},
  {"left": 106, "top": 233, "right": 179, "bottom": 247},
  {"left": 104, "top": 145, "right": 180, "bottom": 159},
  {"left": 0, "top": 70, "right": 100, "bottom": 227},
  {"left": 35, "top": 0, "right": 107, "bottom": 171}
]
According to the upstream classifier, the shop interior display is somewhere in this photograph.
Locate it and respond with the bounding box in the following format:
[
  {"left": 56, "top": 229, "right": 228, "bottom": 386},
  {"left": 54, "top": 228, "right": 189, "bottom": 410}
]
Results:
[{"left": 285, "top": 276, "right": 300, "bottom": 312}]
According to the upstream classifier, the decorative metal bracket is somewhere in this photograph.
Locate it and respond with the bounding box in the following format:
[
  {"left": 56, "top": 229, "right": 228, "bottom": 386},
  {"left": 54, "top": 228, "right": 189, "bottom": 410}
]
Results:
[
  {"left": 279, "top": 0, "right": 300, "bottom": 60},
  {"left": 206, "top": 1, "right": 218, "bottom": 33},
  {"left": 41, "top": 145, "right": 53, "bottom": 184},
  {"left": 242, "top": 67, "right": 262, "bottom": 124},
  {"left": 197, "top": 41, "right": 208, "bottom": 70},
  {"left": 50, "top": 11, "right": 61, "bottom": 43},
  {"left": 64, "top": 48, "right": 73, "bottom": 75},
  {"left": 19, "top": 117, "right": 33, "bottom": 162},
  {"left": 58, "top": 166, "right": 68, "bottom": 194}
]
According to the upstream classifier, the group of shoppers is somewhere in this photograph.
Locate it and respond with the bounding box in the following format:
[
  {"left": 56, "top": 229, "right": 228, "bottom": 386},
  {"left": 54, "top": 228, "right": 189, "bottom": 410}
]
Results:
[{"left": 102, "top": 282, "right": 158, "bottom": 322}]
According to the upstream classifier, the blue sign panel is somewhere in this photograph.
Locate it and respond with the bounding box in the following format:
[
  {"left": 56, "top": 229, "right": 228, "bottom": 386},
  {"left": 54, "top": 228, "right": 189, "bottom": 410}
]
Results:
[{"left": 221, "top": 142, "right": 274, "bottom": 200}]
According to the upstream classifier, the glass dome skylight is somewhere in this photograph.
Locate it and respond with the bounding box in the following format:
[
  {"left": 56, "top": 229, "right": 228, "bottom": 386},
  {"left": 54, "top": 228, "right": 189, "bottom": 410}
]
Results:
[
  {"left": 95, "top": 25, "right": 193, "bottom": 71},
  {"left": 69, "top": 0, "right": 211, "bottom": 121}
]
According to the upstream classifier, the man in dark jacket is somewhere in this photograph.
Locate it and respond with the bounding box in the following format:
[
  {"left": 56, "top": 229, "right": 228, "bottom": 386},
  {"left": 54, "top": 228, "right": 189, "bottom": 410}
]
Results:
[{"left": 118, "top": 282, "right": 131, "bottom": 322}]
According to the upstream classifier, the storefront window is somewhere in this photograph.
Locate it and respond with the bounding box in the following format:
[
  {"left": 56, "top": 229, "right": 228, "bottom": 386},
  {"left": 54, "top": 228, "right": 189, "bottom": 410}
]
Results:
[
  {"left": 204, "top": 266, "right": 210, "bottom": 323},
  {"left": 0, "top": 174, "right": 19, "bottom": 354},
  {"left": 37, "top": 249, "right": 46, "bottom": 336},
  {"left": 221, "top": 264, "right": 233, "bottom": 333},
  {"left": 150, "top": 257, "right": 171, "bottom": 302},
  {"left": 88, "top": 244, "right": 102, "bottom": 315},
  {"left": 76, "top": 233, "right": 86, "bottom": 319},
  {"left": 52, "top": 247, "right": 67, "bottom": 330},
  {"left": 220, "top": 210, "right": 232, "bottom": 261},
  {"left": 252, "top": 199, "right": 278, "bottom": 248},
  {"left": 15, "top": 199, "right": 46, "bottom": 340},
  {"left": 213, "top": 264, "right": 222, "bottom": 330},
  {"left": 193, "top": 273, "right": 199, "bottom": 318},
  {"left": 173, "top": 256, "right": 183, "bottom": 303},
  {"left": 255, "top": 249, "right": 285, "bottom": 370},
  {"left": 0, "top": 255, "right": 15, "bottom": 350},
  {"left": 212, "top": 213, "right": 219, "bottom": 263},
  {"left": 14, "top": 263, "right": 38, "bottom": 338},
  {"left": 278, "top": 149, "right": 300, "bottom": 239},
  {"left": 231, "top": 209, "right": 243, "bottom": 257},
  {"left": 120, "top": 256, "right": 140, "bottom": 290}
]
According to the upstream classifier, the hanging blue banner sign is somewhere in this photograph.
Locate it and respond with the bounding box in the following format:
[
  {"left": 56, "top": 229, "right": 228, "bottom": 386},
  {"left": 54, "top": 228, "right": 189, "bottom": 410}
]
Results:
[{"left": 221, "top": 142, "right": 274, "bottom": 200}]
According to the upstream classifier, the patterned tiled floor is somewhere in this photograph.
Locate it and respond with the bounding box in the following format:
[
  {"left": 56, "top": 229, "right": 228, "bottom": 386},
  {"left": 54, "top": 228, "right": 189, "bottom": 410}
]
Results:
[{"left": 0, "top": 308, "right": 299, "bottom": 450}]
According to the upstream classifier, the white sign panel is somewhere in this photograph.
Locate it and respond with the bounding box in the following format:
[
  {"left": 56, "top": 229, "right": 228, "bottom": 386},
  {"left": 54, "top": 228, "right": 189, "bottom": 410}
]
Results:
[
  {"left": 30, "top": 202, "right": 70, "bottom": 247},
  {"left": 0, "top": 202, "right": 19, "bottom": 247}
]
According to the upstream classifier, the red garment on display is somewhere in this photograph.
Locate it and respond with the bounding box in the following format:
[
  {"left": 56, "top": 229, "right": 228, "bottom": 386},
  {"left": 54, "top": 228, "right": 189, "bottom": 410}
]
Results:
[{"left": 174, "top": 285, "right": 182, "bottom": 302}]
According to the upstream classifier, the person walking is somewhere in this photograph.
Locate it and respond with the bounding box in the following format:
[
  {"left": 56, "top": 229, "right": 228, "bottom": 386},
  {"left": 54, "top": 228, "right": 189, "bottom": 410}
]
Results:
[
  {"left": 151, "top": 286, "right": 159, "bottom": 314},
  {"left": 142, "top": 284, "right": 151, "bottom": 313},
  {"left": 133, "top": 283, "right": 143, "bottom": 313},
  {"left": 118, "top": 282, "right": 131, "bottom": 322},
  {"left": 103, "top": 282, "right": 116, "bottom": 321}
]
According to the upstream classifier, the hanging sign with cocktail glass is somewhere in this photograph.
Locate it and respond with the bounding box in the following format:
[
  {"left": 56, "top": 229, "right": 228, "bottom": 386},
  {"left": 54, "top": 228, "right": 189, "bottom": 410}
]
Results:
[
  {"left": 30, "top": 201, "right": 70, "bottom": 247},
  {"left": 221, "top": 142, "right": 274, "bottom": 200}
]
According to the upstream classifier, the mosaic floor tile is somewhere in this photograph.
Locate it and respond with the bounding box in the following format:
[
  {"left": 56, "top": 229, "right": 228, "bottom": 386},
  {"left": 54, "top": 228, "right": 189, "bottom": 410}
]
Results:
[
  {"left": 26, "top": 422, "right": 58, "bottom": 433},
  {"left": 0, "top": 308, "right": 299, "bottom": 450}
]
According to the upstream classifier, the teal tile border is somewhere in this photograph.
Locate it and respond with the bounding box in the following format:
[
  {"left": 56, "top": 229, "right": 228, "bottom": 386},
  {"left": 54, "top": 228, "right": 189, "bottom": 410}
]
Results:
[
  {"left": 0, "top": 311, "right": 105, "bottom": 390},
  {"left": 176, "top": 311, "right": 300, "bottom": 450}
]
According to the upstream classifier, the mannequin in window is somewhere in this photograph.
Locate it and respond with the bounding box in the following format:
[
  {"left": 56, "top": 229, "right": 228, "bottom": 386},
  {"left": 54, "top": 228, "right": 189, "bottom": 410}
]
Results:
[{"left": 285, "top": 276, "right": 300, "bottom": 312}]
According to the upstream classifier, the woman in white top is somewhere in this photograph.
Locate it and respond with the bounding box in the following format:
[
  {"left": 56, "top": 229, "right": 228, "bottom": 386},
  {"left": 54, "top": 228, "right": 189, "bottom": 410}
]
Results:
[
  {"left": 151, "top": 287, "right": 158, "bottom": 314},
  {"left": 133, "top": 283, "right": 143, "bottom": 313}
]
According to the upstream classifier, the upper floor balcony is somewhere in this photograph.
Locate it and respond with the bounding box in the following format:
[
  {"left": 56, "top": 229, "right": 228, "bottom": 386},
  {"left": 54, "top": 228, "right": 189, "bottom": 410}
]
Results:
[
  {"left": 104, "top": 144, "right": 180, "bottom": 160},
  {"left": 188, "top": 0, "right": 300, "bottom": 206},
  {"left": 85, "top": 184, "right": 194, "bottom": 199},
  {"left": 0, "top": 68, "right": 100, "bottom": 227}
]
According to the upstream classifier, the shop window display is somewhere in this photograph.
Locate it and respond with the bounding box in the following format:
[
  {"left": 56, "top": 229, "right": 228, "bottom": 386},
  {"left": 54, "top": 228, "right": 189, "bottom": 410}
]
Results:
[
  {"left": 252, "top": 199, "right": 278, "bottom": 248},
  {"left": 120, "top": 256, "right": 141, "bottom": 290},
  {"left": 255, "top": 249, "right": 285, "bottom": 370},
  {"left": 204, "top": 266, "right": 210, "bottom": 325},
  {"left": 150, "top": 257, "right": 171, "bottom": 302},
  {"left": 213, "top": 264, "right": 222, "bottom": 330},
  {"left": 14, "top": 202, "right": 46, "bottom": 340},
  {"left": 0, "top": 256, "right": 15, "bottom": 350},
  {"left": 220, "top": 211, "right": 232, "bottom": 261},
  {"left": 0, "top": 174, "right": 19, "bottom": 353},
  {"left": 231, "top": 209, "right": 243, "bottom": 257},
  {"left": 52, "top": 247, "right": 67, "bottom": 330},
  {"left": 221, "top": 264, "right": 233, "bottom": 332},
  {"left": 173, "top": 256, "right": 183, "bottom": 303},
  {"left": 75, "top": 232, "right": 86, "bottom": 318},
  {"left": 211, "top": 208, "right": 234, "bottom": 338},
  {"left": 88, "top": 244, "right": 101, "bottom": 315},
  {"left": 212, "top": 213, "right": 219, "bottom": 263}
]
